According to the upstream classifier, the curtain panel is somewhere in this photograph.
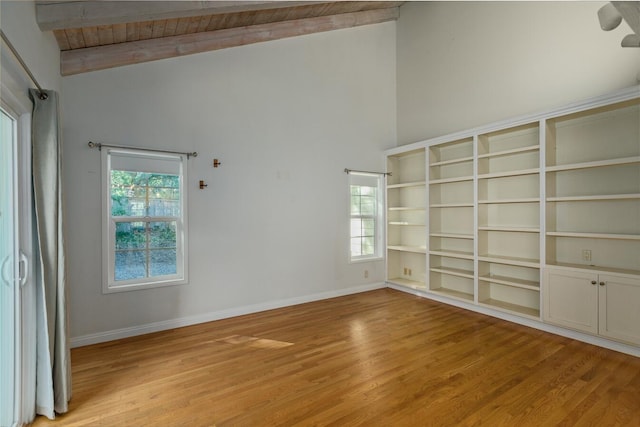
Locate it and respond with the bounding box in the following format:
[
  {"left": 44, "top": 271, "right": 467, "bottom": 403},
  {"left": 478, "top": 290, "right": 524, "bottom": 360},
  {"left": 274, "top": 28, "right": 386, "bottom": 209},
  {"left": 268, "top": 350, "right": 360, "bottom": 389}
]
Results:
[{"left": 29, "top": 89, "right": 71, "bottom": 419}]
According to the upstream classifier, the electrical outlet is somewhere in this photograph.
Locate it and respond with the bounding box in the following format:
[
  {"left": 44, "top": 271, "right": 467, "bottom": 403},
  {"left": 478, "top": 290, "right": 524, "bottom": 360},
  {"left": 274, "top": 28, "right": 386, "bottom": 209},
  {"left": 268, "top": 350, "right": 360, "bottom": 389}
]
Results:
[
  {"left": 408, "top": 269, "right": 412, "bottom": 276},
  {"left": 364, "top": 270, "right": 369, "bottom": 279},
  {"left": 582, "top": 249, "right": 592, "bottom": 262},
  {"left": 403, "top": 267, "right": 408, "bottom": 275}
]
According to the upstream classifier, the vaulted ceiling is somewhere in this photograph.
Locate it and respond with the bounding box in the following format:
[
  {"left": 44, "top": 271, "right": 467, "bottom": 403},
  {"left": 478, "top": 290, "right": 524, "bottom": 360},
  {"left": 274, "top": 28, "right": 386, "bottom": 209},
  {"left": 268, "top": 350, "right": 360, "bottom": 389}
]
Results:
[{"left": 36, "top": 1, "right": 404, "bottom": 76}]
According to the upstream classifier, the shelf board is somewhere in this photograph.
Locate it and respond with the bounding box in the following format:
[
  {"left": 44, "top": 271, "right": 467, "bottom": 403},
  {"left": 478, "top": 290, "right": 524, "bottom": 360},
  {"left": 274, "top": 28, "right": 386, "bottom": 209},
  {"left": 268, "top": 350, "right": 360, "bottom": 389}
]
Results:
[
  {"left": 428, "top": 287, "right": 474, "bottom": 302},
  {"left": 546, "top": 262, "right": 640, "bottom": 277},
  {"left": 388, "top": 222, "right": 425, "bottom": 226},
  {"left": 429, "top": 232, "right": 474, "bottom": 240},
  {"left": 429, "top": 175, "right": 473, "bottom": 185},
  {"left": 387, "top": 277, "right": 426, "bottom": 290},
  {"left": 430, "top": 156, "right": 474, "bottom": 167},
  {"left": 388, "top": 207, "right": 425, "bottom": 211},
  {"left": 478, "top": 299, "right": 540, "bottom": 319},
  {"left": 387, "top": 181, "right": 426, "bottom": 189},
  {"left": 430, "top": 249, "right": 474, "bottom": 260},
  {"left": 478, "top": 254, "right": 540, "bottom": 268},
  {"left": 546, "top": 231, "right": 640, "bottom": 241},
  {"left": 546, "top": 156, "right": 640, "bottom": 172},
  {"left": 478, "top": 274, "right": 540, "bottom": 291},
  {"left": 477, "top": 145, "right": 540, "bottom": 159},
  {"left": 430, "top": 203, "right": 474, "bottom": 208},
  {"left": 478, "top": 198, "right": 539, "bottom": 204},
  {"left": 478, "top": 226, "right": 540, "bottom": 233},
  {"left": 430, "top": 266, "right": 474, "bottom": 279},
  {"left": 546, "top": 194, "right": 640, "bottom": 202},
  {"left": 477, "top": 168, "right": 539, "bottom": 179},
  {"left": 388, "top": 245, "right": 427, "bottom": 254}
]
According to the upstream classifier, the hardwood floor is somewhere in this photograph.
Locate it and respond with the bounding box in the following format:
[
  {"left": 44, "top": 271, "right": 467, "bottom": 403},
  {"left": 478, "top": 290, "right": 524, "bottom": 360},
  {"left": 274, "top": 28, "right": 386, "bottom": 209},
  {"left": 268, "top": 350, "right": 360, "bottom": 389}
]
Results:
[{"left": 31, "top": 289, "right": 640, "bottom": 426}]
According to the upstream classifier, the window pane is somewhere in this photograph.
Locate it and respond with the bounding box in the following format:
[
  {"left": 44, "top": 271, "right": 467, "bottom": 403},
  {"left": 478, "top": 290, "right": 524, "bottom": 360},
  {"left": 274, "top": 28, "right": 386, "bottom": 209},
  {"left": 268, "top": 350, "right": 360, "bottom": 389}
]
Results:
[
  {"left": 362, "top": 237, "right": 375, "bottom": 255},
  {"left": 150, "top": 249, "right": 177, "bottom": 276},
  {"left": 115, "top": 250, "right": 146, "bottom": 281},
  {"left": 111, "top": 171, "right": 180, "bottom": 217},
  {"left": 115, "top": 221, "right": 146, "bottom": 249},
  {"left": 362, "top": 218, "right": 375, "bottom": 235},
  {"left": 350, "top": 219, "right": 363, "bottom": 238},
  {"left": 149, "top": 221, "right": 177, "bottom": 249},
  {"left": 360, "top": 196, "right": 376, "bottom": 216},
  {"left": 351, "top": 238, "right": 363, "bottom": 257},
  {"left": 359, "top": 186, "right": 376, "bottom": 196}
]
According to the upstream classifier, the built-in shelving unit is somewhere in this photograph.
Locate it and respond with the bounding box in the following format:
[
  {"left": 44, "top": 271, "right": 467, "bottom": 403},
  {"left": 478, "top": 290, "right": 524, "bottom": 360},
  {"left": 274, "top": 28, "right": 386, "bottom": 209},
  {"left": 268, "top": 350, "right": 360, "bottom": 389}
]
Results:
[
  {"left": 545, "top": 99, "right": 640, "bottom": 276},
  {"left": 385, "top": 86, "right": 640, "bottom": 351},
  {"left": 386, "top": 148, "right": 427, "bottom": 290},
  {"left": 428, "top": 138, "right": 475, "bottom": 302},
  {"left": 476, "top": 123, "right": 541, "bottom": 318}
]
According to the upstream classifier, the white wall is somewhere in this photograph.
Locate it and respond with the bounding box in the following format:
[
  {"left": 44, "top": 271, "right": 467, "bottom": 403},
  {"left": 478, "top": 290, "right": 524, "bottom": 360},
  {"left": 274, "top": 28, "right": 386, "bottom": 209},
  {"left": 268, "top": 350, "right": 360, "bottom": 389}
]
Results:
[
  {"left": 397, "top": 1, "right": 640, "bottom": 144},
  {"left": 62, "top": 23, "right": 396, "bottom": 341},
  {"left": 1, "top": 1, "right": 61, "bottom": 94}
]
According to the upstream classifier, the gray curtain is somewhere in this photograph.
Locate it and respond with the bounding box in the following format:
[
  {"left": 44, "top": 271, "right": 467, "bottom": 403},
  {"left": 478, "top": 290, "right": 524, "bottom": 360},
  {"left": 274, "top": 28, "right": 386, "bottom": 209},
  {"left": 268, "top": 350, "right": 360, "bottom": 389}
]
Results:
[{"left": 29, "top": 89, "right": 71, "bottom": 419}]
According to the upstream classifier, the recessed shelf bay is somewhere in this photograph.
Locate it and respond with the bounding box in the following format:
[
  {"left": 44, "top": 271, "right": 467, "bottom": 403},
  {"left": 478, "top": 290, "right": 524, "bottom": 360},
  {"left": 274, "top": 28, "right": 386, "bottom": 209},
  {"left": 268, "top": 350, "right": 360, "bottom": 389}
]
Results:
[
  {"left": 387, "top": 181, "right": 426, "bottom": 189},
  {"left": 478, "top": 274, "right": 540, "bottom": 290},
  {"left": 478, "top": 254, "right": 540, "bottom": 268},
  {"left": 429, "top": 232, "right": 474, "bottom": 239},
  {"left": 477, "top": 145, "right": 540, "bottom": 159},
  {"left": 430, "top": 156, "right": 474, "bottom": 167},
  {"left": 431, "top": 266, "right": 474, "bottom": 279},
  {"left": 429, "top": 249, "right": 474, "bottom": 260},
  {"left": 546, "top": 156, "right": 640, "bottom": 172},
  {"left": 478, "top": 168, "right": 539, "bottom": 179},
  {"left": 388, "top": 245, "right": 427, "bottom": 254},
  {"left": 546, "top": 231, "right": 640, "bottom": 240},
  {"left": 546, "top": 194, "right": 640, "bottom": 202}
]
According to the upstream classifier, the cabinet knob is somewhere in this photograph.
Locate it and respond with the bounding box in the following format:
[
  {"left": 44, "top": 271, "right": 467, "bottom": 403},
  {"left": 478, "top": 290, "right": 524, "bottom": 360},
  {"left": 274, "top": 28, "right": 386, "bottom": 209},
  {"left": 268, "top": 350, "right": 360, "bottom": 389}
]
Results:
[
  {"left": 591, "top": 280, "right": 597, "bottom": 285},
  {"left": 599, "top": 281, "right": 605, "bottom": 286}
]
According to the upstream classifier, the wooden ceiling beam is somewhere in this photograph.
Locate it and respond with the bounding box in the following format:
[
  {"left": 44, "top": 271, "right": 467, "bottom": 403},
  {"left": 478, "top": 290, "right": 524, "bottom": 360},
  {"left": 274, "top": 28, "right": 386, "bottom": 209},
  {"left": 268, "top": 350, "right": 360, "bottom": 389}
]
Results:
[
  {"left": 61, "top": 7, "right": 399, "bottom": 76},
  {"left": 36, "top": 1, "right": 333, "bottom": 31}
]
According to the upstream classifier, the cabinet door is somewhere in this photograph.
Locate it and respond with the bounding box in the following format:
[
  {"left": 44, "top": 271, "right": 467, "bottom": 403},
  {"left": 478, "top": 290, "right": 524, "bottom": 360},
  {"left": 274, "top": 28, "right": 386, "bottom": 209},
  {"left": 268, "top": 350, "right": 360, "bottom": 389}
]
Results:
[
  {"left": 598, "top": 274, "right": 640, "bottom": 346},
  {"left": 543, "top": 269, "right": 598, "bottom": 334}
]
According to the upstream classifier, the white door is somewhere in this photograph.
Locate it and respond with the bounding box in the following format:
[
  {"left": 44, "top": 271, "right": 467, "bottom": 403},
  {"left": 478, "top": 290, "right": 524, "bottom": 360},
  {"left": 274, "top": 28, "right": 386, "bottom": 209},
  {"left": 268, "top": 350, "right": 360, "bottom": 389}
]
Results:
[
  {"left": 0, "top": 106, "right": 19, "bottom": 427},
  {"left": 543, "top": 268, "right": 598, "bottom": 334},
  {"left": 598, "top": 274, "right": 640, "bottom": 346}
]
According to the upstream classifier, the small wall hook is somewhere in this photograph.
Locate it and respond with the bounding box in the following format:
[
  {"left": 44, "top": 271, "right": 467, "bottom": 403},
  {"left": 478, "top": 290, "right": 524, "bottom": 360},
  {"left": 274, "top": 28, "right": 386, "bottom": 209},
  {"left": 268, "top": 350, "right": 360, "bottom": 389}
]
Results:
[
  {"left": 199, "top": 180, "right": 208, "bottom": 189},
  {"left": 213, "top": 158, "right": 222, "bottom": 168}
]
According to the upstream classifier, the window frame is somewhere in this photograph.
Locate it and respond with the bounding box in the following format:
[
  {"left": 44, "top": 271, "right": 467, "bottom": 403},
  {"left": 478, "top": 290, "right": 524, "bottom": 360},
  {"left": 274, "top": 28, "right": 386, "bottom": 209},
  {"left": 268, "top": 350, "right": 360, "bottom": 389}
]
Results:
[
  {"left": 101, "top": 147, "right": 188, "bottom": 293},
  {"left": 348, "top": 172, "right": 385, "bottom": 263}
]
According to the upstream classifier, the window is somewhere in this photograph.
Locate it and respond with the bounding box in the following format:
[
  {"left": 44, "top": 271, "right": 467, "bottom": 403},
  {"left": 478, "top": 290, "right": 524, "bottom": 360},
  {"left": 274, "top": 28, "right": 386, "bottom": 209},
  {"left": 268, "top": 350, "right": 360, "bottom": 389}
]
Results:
[
  {"left": 349, "top": 172, "right": 384, "bottom": 262},
  {"left": 102, "top": 148, "right": 188, "bottom": 293}
]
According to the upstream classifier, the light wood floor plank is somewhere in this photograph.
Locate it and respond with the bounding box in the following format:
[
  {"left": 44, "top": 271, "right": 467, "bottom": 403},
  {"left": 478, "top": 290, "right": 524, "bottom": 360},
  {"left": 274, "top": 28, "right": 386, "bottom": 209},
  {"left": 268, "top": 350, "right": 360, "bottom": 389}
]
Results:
[{"left": 30, "top": 289, "right": 640, "bottom": 426}]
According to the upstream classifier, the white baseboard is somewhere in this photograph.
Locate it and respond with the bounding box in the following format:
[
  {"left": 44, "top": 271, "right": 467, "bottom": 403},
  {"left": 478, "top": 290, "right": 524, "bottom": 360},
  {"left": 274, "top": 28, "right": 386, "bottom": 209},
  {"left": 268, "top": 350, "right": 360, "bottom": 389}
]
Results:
[{"left": 70, "top": 282, "right": 386, "bottom": 348}]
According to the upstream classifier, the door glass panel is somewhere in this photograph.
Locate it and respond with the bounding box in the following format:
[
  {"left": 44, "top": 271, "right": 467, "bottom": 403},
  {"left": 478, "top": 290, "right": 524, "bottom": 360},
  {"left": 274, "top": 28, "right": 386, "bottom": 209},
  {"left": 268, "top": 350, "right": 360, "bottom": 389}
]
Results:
[{"left": 0, "top": 108, "right": 17, "bottom": 426}]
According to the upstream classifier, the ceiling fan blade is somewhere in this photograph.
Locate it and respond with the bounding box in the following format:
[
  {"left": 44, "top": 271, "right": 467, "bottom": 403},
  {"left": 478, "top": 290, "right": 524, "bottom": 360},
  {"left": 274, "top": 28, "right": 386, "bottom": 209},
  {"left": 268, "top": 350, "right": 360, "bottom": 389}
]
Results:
[
  {"left": 599, "top": 2, "right": 623, "bottom": 31},
  {"left": 621, "top": 33, "right": 640, "bottom": 47}
]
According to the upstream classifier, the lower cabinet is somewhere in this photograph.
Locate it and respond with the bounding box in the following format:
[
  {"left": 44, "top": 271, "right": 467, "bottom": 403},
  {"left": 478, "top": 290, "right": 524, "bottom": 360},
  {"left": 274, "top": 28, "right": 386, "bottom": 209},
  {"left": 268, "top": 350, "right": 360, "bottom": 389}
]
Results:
[{"left": 543, "top": 267, "right": 640, "bottom": 346}]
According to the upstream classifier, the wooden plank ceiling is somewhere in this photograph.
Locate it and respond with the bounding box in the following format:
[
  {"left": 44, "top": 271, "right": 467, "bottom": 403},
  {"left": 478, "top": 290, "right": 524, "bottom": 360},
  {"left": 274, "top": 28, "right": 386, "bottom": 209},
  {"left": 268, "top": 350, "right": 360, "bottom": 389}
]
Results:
[{"left": 36, "top": 1, "right": 403, "bottom": 75}]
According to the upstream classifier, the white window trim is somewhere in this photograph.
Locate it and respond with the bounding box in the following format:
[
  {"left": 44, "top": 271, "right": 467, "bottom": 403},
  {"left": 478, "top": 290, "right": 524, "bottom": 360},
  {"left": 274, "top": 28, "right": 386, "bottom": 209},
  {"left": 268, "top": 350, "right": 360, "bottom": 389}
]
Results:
[
  {"left": 348, "top": 172, "right": 385, "bottom": 263},
  {"left": 101, "top": 147, "right": 188, "bottom": 293}
]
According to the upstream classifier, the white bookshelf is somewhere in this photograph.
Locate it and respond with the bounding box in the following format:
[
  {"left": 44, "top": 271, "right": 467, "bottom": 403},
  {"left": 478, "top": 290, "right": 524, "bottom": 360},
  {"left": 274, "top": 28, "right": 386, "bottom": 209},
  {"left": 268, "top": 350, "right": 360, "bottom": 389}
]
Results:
[
  {"left": 545, "top": 99, "right": 640, "bottom": 275},
  {"left": 476, "top": 123, "right": 541, "bottom": 317},
  {"left": 386, "top": 148, "right": 427, "bottom": 289},
  {"left": 428, "top": 138, "right": 475, "bottom": 301},
  {"left": 385, "top": 86, "right": 640, "bottom": 349}
]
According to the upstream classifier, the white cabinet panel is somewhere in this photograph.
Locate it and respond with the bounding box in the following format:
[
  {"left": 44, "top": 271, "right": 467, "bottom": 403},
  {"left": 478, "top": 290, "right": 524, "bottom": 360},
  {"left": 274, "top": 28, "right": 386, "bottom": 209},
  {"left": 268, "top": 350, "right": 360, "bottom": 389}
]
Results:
[
  {"left": 543, "top": 268, "right": 598, "bottom": 334},
  {"left": 598, "top": 274, "right": 640, "bottom": 346}
]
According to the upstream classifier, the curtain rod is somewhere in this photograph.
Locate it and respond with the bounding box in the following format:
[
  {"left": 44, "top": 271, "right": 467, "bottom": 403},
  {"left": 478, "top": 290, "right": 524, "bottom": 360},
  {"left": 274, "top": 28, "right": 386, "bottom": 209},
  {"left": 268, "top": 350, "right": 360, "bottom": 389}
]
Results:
[
  {"left": 0, "top": 29, "right": 48, "bottom": 100},
  {"left": 88, "top": 141, "right": 198, "bottom": 159},
  {"left": 344, "top": 168, "right": 391, "bottom": 176}
]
